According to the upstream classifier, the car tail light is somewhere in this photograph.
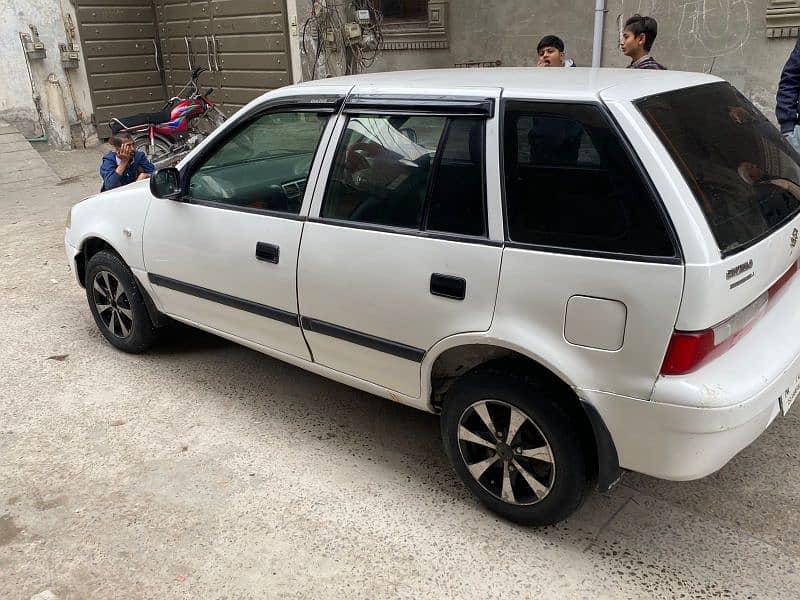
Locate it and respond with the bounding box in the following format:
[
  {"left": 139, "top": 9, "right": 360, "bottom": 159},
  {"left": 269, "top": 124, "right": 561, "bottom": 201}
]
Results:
[{"left": 661, "top": 260, "right": 798, "bottom": 376}]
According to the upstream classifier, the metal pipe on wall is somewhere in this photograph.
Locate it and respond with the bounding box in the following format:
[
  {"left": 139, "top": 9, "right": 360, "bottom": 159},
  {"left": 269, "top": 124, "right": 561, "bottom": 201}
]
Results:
[
  {"left": 592, "top": 0, "right": 606, "bottom": 68},
  {"left": 18, "top": 32, "right": 48, "bottom": 141}
]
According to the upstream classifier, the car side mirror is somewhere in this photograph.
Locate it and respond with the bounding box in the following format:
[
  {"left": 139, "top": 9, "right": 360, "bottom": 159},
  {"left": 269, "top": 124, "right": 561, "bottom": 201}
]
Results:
[{"left": 150, "top": 167, "right": 182, "bottom": 200}]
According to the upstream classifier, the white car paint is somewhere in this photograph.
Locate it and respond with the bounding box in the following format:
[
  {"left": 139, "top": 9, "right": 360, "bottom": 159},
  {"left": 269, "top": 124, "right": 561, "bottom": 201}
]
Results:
[
  {"left": 66, "top": 68, "right": 800, "bottom": 485},
  {"left": 298, "top": 85, "right": 504, "bottom": 398}
]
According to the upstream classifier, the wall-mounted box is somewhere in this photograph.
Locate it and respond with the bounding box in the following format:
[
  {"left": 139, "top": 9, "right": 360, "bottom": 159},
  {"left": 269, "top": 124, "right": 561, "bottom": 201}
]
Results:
[
  {"left": 60, "top": 43, "right": 80, "bottom": 69},
  {"left": 21, "top": 33, "right": 46, "bottom": 60}
]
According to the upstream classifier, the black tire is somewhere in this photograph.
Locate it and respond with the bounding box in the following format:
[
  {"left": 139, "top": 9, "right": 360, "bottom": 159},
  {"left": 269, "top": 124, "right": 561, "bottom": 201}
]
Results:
[
  {"left": 441, "top": 369, "right": 587, "bottom": 526},
  {"left": 85, "top": 251, "right": 158, "bottom": 353},
  {"left": 132, "top": 134, "right": 172, "bottom": 166}
]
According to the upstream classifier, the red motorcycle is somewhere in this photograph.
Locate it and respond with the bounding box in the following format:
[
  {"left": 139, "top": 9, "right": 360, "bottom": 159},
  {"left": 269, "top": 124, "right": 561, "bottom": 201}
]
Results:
[{"left": 109, "top": 67, "right": 226, "bottom": 168}]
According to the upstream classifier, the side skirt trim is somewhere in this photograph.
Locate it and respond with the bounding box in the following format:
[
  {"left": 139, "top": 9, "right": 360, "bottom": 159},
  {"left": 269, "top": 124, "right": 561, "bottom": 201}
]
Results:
[
  {"left": 301, "top": 316, "right": 425, "bottom": 363},
  {"left": 147, "top": 273, "right": 300, "bottom": 327}
]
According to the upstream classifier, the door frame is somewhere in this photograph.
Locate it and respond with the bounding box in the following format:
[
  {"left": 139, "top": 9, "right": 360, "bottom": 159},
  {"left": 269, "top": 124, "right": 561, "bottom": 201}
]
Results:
[{"left": 296, "top": 87, "right": 506, "bottom": 397}]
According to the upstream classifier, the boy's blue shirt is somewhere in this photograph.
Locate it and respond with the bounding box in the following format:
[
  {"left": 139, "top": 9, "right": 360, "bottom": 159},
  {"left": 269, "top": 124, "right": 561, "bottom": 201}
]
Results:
[{"left": 100, "top": 149, "right": 155, "bottom": 191}]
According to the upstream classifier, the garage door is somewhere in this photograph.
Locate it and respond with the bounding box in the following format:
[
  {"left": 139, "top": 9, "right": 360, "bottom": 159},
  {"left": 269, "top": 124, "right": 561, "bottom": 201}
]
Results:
[
  {"left": 155, "top": 0, "right": 293, "bottom": 117},
  {"left": 75, "top": 0, "right": 167, "bottom": 139}
]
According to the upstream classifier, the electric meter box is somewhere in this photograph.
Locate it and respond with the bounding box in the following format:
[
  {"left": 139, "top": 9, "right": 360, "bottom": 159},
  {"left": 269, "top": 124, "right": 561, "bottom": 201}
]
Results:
[
  {"left": 344, "top": 22, "right": 362, "bottom": 43},
  {"left": 356, "top": 9, "right": 371, "bottom": 24},
  {"left": 22, "top": 35, "right": 46, "bottom": 60},
  {"left": 60, "top": 43, "right": 80, "bottom": 69}
]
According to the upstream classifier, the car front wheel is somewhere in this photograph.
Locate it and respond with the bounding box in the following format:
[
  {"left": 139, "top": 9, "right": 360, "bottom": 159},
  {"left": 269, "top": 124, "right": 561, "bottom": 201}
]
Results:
[
  {"left": 85, "top": 250, "right": 158, "bottom": 353},
  {"left": 441, "top": 370, "right": 587, "bottom": 526}
]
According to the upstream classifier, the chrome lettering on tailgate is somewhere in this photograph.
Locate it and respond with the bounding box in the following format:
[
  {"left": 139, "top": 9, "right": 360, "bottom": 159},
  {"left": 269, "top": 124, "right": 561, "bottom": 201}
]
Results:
[
  {"left": 779, "top": 372, "right": 800, "bottom": 416},
  {"left": 726, "top": 259, "right": 753, "bottom": 280}
]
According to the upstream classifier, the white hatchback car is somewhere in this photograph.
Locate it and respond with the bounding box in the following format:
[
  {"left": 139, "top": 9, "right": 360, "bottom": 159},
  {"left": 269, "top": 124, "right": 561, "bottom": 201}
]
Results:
[{"left": 66, "top": 68, "right": 800, "bottom": 525}]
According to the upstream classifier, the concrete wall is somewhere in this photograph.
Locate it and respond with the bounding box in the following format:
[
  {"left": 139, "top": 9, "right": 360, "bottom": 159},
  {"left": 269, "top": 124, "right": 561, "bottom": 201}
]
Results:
[
  {"left": 340, "top": 0, "right": 795, "bottom": 120},
  {"left": 448, "top": 1, "right": 594, "bottom": 69},
  {"left": 0, "top": 0, "right": 96, "bottom": 148},
  {"left": 601, "top": 0, "right": 793, "bottom": 117},
  {"left": 2, "top": 1, "right": 791, "bottom": 147}
]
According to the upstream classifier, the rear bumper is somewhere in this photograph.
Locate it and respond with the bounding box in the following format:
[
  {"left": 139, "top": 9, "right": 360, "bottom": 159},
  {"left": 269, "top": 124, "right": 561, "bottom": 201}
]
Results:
[
  {"left": 581, "top": 384, "right": 781, "bottom": 481},
  {"left": 582, "top": 271, "right": 800, "bottom": 481}
]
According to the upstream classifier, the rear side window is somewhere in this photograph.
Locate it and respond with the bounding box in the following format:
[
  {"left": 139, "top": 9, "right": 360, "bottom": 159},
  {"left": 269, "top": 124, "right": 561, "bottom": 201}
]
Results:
[
  {"left": 638, "top": 82, "right": 800, "bottom": 256},
  {"left": 322, "top": 114, "right": 486, "bottom": 237},
  {"left": 503, "top": 101, "right": 675, "bottom": 257}
]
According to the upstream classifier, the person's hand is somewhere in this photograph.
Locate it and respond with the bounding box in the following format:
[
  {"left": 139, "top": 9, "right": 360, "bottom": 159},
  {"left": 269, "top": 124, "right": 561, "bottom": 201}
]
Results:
[
  {"left": 536, "top": 56, "right": 548, "bottom": 67},
  {"left": 117, "top": 142, "right": 134, "bottom": 163}
]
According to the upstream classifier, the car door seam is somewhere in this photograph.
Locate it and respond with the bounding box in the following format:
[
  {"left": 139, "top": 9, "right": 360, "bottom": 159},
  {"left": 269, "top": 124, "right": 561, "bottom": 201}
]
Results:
[{"left": 295, "top": 87, "right": 352, "bottom": 362}]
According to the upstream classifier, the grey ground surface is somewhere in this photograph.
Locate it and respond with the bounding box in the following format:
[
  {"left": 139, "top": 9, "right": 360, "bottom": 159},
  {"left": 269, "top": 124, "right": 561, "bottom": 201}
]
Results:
[{"left": 1, "top": 147, "right": 800, "bottom": 599}]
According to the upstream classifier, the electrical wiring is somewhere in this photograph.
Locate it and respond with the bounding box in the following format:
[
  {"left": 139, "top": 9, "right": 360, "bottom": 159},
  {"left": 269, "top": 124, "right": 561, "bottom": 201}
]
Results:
[{"left": 301, "top": 0, "right": 385, "bottom": 79}]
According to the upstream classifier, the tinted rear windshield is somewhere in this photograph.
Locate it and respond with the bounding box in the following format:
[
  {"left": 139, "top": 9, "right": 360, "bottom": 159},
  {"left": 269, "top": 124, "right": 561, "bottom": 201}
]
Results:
[{"left": 637, "top": 82, "right": 800, "bottom": 256}]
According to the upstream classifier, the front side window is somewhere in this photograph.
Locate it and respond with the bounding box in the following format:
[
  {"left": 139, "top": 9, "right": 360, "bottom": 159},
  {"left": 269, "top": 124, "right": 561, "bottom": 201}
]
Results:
[
  {"left": 187, "top": 111, "right": 328, "bottom": 214},
  {"left": 503, "top": 101, "right": 675, "bottom": 257},
  {"left": 638, "top": 82, "right": 800, "bottom": 256},
  {"left": 322, "top": 114, "right": 486, "bottom": 236}
]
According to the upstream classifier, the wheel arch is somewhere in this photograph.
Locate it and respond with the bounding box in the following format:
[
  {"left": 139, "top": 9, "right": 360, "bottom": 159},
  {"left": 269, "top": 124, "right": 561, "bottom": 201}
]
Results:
[
  {"left": 424, "top": 335, "right": 621, "bottom": 492},
  {"left": 74, "top": 235, "right": 120, "bottom": 288},
  {"left": 77, "top": 235, "right": 167, "bottom": 328},
  {"left": 423, "top": 335, "right": 579, "bottom": 412}
]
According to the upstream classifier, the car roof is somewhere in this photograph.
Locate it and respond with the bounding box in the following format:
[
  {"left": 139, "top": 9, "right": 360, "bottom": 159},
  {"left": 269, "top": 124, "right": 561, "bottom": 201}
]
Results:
[{"left": 293, "top": 67, "right": 722, "bottom": 103}]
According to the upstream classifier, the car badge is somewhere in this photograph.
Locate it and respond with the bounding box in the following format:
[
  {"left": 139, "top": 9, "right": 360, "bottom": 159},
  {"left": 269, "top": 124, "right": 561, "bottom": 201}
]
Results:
[
  {"left": 726, "top": 259, "right": 753, "bottom": 280},
  {"left": 792, "top": 228, "right": 798, "bottom": 249}
]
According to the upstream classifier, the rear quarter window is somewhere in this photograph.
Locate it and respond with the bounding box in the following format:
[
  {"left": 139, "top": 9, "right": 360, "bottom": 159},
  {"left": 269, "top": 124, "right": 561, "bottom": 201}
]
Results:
[
  {"left": 637, "top": 82, "right": 800, "bottom": 256},
  {"left": 502, "top": 101, "right": 676, "bottom": 258}
]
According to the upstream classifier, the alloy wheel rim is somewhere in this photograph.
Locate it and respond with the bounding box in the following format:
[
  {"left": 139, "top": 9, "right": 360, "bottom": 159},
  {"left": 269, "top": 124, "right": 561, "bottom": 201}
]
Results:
[
  {"left": 457, "top": 399, "right": 555, "bottom": 506},
  {"left": 92, "top": 270, "right": 133, "bottom": 339}
]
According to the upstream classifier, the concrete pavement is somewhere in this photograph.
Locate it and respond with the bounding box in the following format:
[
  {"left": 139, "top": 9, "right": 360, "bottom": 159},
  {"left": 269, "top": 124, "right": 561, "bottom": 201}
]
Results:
[
  {"left": 0, "top": 122, "right": 58, "bottom": 190},
  {"left": 1, "top": 147, "right": 799, "bottom": 599}
]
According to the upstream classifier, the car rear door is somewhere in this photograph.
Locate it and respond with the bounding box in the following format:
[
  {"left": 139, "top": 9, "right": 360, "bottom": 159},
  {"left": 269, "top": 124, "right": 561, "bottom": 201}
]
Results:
[
  {"left": 142, "top": 89, "right": 346, "bottom": 360},
  {"left": 297, "top": 89, "right": 505, "bottom": 398}
]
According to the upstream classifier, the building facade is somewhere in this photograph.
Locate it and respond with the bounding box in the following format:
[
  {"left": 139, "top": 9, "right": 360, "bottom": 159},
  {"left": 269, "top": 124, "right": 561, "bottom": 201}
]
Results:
[
  {"left": 1, "top": 0, "right": 797, "bottom": 147},
  {"left": 356, "top": 0, "right": 798, "bottom": 119}
]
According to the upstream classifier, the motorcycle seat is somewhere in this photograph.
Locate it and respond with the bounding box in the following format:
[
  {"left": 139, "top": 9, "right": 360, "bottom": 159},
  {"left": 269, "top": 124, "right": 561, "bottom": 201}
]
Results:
[{"left": 110, "top": 108, "right": 174, "bottom": 133}]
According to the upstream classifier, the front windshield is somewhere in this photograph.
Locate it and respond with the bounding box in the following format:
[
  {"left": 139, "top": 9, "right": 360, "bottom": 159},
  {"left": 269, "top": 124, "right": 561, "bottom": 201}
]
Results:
[{"left": 637, "top": 82, "right": 800, "bottom": 256}]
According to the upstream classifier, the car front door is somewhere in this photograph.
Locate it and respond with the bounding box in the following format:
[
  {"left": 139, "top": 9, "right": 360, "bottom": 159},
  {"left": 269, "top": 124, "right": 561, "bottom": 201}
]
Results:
[
  {"left": 142, "top": 90, "right": 346, "bottom": 360},
  {"left": 297, "top": 90, "right": 504, "bottom": 398}
]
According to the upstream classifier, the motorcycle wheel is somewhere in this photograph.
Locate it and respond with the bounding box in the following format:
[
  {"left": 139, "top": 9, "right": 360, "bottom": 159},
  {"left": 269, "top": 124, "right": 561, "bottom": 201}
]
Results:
[
  {"left": 198, "top": 109, "right": 226, "bottom": 135},
  {"left": 132, "top": 134, "right": 173, "bottom": 169}
]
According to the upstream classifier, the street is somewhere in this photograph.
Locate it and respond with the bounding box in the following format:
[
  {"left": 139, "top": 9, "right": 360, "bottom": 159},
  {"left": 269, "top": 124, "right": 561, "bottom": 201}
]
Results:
[{"left": 2, "top": 146, "right": 800, "bottom": 599}]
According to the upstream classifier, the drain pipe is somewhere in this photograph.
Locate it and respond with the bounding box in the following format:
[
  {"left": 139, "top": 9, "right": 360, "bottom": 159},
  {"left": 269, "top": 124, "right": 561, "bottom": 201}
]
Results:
[{"left": 592, "top": 0, "right": 606, "bottom": 68}]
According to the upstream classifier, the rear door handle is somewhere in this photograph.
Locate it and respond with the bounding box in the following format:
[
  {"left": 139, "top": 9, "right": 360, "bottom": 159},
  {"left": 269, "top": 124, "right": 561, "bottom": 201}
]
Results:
[
  {"left": 430, "top": 273, "right": 466, "bottom": 300},
  {"left": 256, "top": 242, "right": 280, "bottom": 264}
]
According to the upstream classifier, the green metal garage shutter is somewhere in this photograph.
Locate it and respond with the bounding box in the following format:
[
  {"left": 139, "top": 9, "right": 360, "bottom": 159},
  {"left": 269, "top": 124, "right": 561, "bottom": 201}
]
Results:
[{"left": 75, "top": 0, "right": 167, "bottom": 139}]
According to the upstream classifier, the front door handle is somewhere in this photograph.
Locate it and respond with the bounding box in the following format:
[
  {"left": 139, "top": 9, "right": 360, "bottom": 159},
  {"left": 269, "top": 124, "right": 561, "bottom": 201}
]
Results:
[
  {"left": 256, "top": 242, "right": 280, "bottom": 264},
  {"left": 430, "top": 273, "right": 466, "bottom": 300}
]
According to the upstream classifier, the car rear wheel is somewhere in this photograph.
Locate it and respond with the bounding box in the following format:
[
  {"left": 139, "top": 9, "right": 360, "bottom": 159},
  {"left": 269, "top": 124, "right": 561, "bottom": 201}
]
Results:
[
  {"left": 441, "top": 370, "right": 587, "bottom": 526},
  {"left": 85, "top": 251, "right": 158, "bottom": 353}
]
